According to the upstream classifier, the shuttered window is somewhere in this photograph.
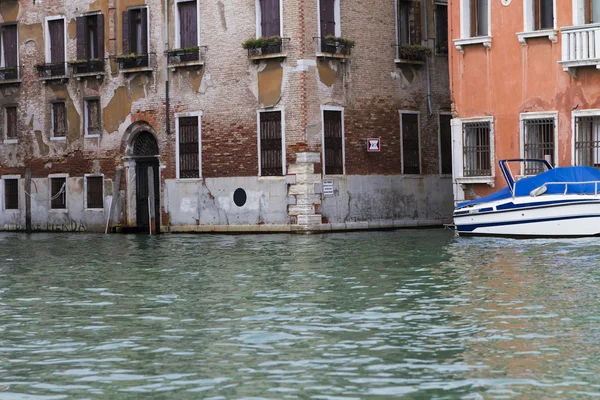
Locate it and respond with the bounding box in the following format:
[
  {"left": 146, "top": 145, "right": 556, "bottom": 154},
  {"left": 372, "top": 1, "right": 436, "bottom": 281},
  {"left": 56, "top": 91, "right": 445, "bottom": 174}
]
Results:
[
  {"left": 523, "top": 118, "right": 555, "bottom": 175},
  {"left": 85, "top": 99, "right": 101, "bottom": 137},
  {"left": 48, "top": 19, "right": 65, "bottom": 63},
  {"left": 260, "top": 0, "right": 280, "bottom": 38},
  {"left": 5, "top": 106, "right": 16, "bottom": 140},
  {"left": 439, "top": 114, "right": 452, "bottom": 174},
  {"left": 4, "top": 178, "right": 18, "bottom": 210},
  {"left": 2, "top": 24, "right": 18, "bottom": 68},
  {"left": 86, "top": 176, "right": 104, "bottom": 209},
  {"left": 463, "top": 121, "right": 491, "bottom": 177},
  {"left": 575, "top": 116, "right": 600, "bottom": 167},
  {"left": 123, "top": 8, "right": 148, "bottom": 55},
  {"left": 50, "top": 177, "right": 66, "bottom": 209},
  {"left": 178, "top": 1, "right": 198, "bottom": 48},
  {"left": 397, "top": 0, "right": 421, "bottom": 45},
  {"left": 76, "top": 14, "right": 105, "bottom": 61},
  {"left": 401, "top": 113, "right": 420, "bottom": 175},
  {"left": 259, "top": 111, "right": 283, "bottom": 176},
  {"left": 52, "top": 102, "right": 67, "bottom": 138},
  {"left": 323, "top": 110, "right": 344, "bottom": 175},
  {"left": 178, "top": 117, "right": 200, "bottom": 179}
]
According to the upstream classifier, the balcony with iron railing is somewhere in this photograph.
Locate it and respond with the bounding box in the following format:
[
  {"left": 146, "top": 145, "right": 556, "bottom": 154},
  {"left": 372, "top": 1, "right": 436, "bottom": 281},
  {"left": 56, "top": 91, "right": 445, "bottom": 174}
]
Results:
[
  {"left": 69, "top": 58, "right": 105, "bottom": 79},
  {"left": 243, "top": 38, "right": 289, "bottom": 61},
  {"left": 36, "top": 62, "right": 68, "bottom": 81},
  {"left": 314, "top": 36, "right": 354, "bottom": 59},
  {"left": 166, "top": 46, "right": 207, "bottom": 70},
  {"left": 114, "top": 53, "right": 154, "bottom": 74},
  {"left": 559, "top": 23, "right": 600, "bottom": 77},
  {"left": 394, "top": 44, "right": 431, "bottom": 66},
  {"left": 0, "top": 65, "right": 21, "bottom": 84}
]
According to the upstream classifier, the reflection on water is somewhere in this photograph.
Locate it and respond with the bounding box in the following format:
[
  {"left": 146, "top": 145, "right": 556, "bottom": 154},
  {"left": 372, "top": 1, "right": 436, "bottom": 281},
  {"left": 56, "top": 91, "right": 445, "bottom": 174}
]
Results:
[{"left": 0, "top": 231, "right": 599, "bottom": 398}]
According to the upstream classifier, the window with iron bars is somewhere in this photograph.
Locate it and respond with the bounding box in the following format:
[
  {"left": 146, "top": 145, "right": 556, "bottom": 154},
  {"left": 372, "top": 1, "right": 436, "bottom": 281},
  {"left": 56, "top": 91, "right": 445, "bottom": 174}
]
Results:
[
  {"left": 178, "top": 116, "right": 200, "bottom": 179},
  {"left": 323, "top": 110, "right": 344, "bottom": 175},
  {"left": 86, "top": 176, "right": 104, "bottom": 209},
  {"left": 574, "top": 115, "right": 600, "bottom": 167},
  {"left": 50, "top": 177, "right": 66, "bottom": 209},
  {"left": 401, "top": 113, "right": 420, "bottom": 174},
  {"left": 4, "top": 178, "right": 18, "bottom": 210},
  {"left": 462, "top": 121, "right": 491, "bottom": 177},
  {"left": 259, "top": 111, "right": 283, "bottom": 176},
  {"left": 523, "top": 117, "right": 554, "bottom": 175}
]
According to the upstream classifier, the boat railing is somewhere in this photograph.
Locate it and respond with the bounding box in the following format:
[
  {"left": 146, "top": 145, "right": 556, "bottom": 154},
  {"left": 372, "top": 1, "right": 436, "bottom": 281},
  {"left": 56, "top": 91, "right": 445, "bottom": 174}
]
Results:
[{"left": 528, "top": 180, "right": 600, "bottom": 197}]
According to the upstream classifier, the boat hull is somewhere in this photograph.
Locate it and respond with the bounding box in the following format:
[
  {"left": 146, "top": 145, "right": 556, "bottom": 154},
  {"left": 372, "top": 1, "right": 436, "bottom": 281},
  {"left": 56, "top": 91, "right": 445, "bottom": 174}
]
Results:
[{"left": 454, "top": 199, "right": 600, "bottom": 237}]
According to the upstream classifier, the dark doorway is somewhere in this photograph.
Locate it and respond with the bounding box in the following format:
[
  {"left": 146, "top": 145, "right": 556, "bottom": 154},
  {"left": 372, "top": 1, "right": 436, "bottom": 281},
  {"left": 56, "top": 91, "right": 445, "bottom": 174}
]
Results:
[{"left": 133, "top": 131, "right": 160, "bottom": 234}]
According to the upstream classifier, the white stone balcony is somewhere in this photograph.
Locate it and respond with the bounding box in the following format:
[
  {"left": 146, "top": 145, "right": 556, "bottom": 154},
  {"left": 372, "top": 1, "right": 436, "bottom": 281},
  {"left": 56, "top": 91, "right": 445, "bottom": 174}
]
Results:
[{"left": 560, "top": 23, "right": 600, "bottom": 77}]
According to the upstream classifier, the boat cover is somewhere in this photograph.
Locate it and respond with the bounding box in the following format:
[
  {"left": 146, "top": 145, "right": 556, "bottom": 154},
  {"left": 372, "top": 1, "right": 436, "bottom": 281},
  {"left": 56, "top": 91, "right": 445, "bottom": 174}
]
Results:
[{"left": 456, "top": 166, "right": 600, "bottom": 209}]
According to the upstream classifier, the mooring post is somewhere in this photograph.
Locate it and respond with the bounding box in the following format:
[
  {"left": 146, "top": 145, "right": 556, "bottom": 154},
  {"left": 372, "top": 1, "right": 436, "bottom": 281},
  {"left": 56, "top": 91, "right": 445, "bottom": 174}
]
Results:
[
  {"left": 25, "top": 168, "right": 31, "bottom": 233},
  {"left": 148, "top": 167, "right": 155, "bottom": 235}
]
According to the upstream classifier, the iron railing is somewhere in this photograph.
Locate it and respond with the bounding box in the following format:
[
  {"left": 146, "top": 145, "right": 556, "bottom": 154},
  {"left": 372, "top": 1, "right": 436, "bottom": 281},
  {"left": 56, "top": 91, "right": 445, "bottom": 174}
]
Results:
[
  {"left": 0, "top": 65, "right": 20, "bottom": 81},
  {"left": 314, "top": 37, "right": 353, "bottom": 56},
  {"left": 166, "top": 46, "right": 207, "bottom": 65},
  {"left": 463, "top": 121, "right": 491, "bottom": 177},
  {"left": 36, "top": 62, "right": 67, "bottom": 79},
  {"left": 575, "top": 115, "right": 600, "bottom": 167},
  {"left": 69, "top": 59, "right": 105, "bottom": 75},
  {"left": 523, "top": 118, "right": 554, "bottom": 175},
  {"left": 247, "top": 38, "right": 289, "bottom": 57},
  {"left": 115, "top": 53, "right": 151, "bottom": 70},
  {"left": 394, "top": 44, "right": 428, "bottom": 62},
  {"left": 323, "top": 110, "right": 344, "bottom": 175},
  {"left": 260, "top": 111, "right": 283, "bottom": 176}
]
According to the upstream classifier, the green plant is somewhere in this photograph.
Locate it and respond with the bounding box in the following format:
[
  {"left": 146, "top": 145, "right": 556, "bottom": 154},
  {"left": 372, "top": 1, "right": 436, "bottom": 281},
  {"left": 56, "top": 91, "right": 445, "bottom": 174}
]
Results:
[
  {"left": 242, "top": 36, "right": 282, "bottom": 49},
  {"left": 116, "top": 53, "right": 146, "bottom": 60},
  {"left": 324, "top": 34, "right": 355, "bottom": 49},
  {"left": 397, "top": 43, "right": 432, "bottom": 60}
]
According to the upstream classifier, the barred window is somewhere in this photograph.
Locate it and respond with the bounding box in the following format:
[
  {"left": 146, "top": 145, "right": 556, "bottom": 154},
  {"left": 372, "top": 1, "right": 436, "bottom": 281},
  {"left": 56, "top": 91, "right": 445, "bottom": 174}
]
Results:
[
  {"left": 401, "top": 113, "right": 420, "bottom": 174},
  {"left": 4, "top": 178, "right": 18, "bottom": 210},
  {"left": 52, "top": 102, "right": 67, "bottom": 138},
  {"left": 50, "top": 177, "right": 66, "bottom": 209},
  {"left": 85, "top": 99, "right": 101, "bottom": 137},
  {"left": 463, "top": 121, "right": 491, "bottom": 177},
  {"left": 574, "top": 116, "right": 600, "bottom": 167},
  {"left": 86, "top": 176, "right": 103, "bottom": 209},
  {"left": 436, "top": 3, "right": 448, "bottom": 54},
  {"left": 439, "top": 114, "right": 452, "bottom": 174},
  {"left": 5, "top": 106, "right": 16, "bottom": 140},
  {"left": 259, "top": 111, "right": 283, "bottom": 176},
  {"left": 523, "top": 118, "right": 554, "bottom": 175},
  {"left": 178, "top": 116, "right": 200, "bottom": 179},
  {"left": 323, "top": 110, "right": 344, "bottom": 175}
]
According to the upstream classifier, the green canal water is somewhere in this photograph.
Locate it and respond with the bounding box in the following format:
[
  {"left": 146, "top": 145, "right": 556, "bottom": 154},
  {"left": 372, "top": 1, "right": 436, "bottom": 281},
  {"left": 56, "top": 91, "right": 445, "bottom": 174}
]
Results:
[{"left": 0, "top": 230, "right": 599, "bottom": 399}]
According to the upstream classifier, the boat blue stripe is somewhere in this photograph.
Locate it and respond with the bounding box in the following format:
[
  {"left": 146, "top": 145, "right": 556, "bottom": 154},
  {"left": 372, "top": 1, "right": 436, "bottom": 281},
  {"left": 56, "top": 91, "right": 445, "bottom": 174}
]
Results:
[
  {"left": 457, "top": 214, "right": 600, "bottom": 232},
  {"left": 453, "top": 199, "right": 600, "bottom": 217}
]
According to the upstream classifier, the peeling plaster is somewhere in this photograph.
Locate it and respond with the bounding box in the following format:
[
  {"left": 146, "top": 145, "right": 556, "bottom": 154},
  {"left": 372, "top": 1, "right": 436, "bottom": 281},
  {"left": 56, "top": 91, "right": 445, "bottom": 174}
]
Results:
[
  {"left": 0, "top": 1, "right": 19, "bottom": 22},
  {"left": 188, "top": 69, "right": 205, "bottom": 93},
  {"left": 199, "top": 71, "right": 213, "bottom": 94},
  {"left": 103, "top": 75, "right": 148, "bottom": 134},
  {"left": 317, "top": 60, "right": 337, "bottom": 87},
  {"left": 257, "top": 60, "right": 283, "bottom": 107},
  {"left": 35, "top": 131, "right": 49, "bottom": 156}
]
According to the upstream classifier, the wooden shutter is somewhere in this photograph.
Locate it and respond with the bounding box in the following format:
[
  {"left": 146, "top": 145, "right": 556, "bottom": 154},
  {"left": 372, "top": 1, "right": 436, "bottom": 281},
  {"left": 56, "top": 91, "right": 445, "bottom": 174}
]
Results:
[
  {"left": 76, "top": 17, "right": 86, "bottom": 59},
  {"left": 141, "top": 8, "right": 148, "bottom": 54},
  {"left": 122, "top": 11, "right": 130, "bottom": 54},
  {"left": 86, "top": 176, "right": 104, "bottom": 209},
  {"left": 320, "top": 0, "right": 336, "bottom": 37},
  {"left": 260, "top": 111, "right": 283, "bottom": 176},
  {"left": 261, "top": 0, "right": 280, "bottom": 38},
  {"left": 2, "top": 25, "right": 17, "bottom": 68},
  {"left": 178, "top": 117, "right": 199, "bottom": 178},
  {"left": 4, "top": 179, "right": 18, "bottom": 210},
  {"left": 96, "top": 14, "right": 105, "bottom": 60},
  {"left": 323, "top": 111, "right": 343, "bottom": 175},
  {"left": 179, "top": 1, "right": 198, "bottom": 48},
  {"left": 49, "top": 19, "right": 65, "bottom": 63}
]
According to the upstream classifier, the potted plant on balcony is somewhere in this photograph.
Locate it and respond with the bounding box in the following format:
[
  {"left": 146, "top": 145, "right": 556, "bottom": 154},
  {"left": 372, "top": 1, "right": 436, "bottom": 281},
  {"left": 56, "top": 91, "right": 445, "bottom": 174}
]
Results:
[
  {"left": 115, "top": 53, "right": 148, "bottom": 69},
  {"left": 397, "top": 44, "right": 432, "bottom": 62},
  {"left": 167, "top": 46, "right": 200, "bottom": 63},
  {"left": 322, "top": 34, "right": 355, "bottom": 55},
  {"left": 242, "top": 36, "right": 283, "bottom": 57}
]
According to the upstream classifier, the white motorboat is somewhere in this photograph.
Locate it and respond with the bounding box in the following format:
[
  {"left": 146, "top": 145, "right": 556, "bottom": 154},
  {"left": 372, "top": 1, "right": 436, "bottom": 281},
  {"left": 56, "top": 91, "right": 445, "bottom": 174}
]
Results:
[{"left": 453, "top": 159, "right": 600, "bottom": 237}]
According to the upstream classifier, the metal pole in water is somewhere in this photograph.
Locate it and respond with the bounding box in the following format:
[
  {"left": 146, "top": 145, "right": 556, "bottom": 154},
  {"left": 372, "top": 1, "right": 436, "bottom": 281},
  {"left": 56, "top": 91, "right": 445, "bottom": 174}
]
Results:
[
  {"left": 25, "top": 168, "right": 31, "bottom": 233},
  {"left": 148, "top": 166, "right": 155, "bottom": 236}
]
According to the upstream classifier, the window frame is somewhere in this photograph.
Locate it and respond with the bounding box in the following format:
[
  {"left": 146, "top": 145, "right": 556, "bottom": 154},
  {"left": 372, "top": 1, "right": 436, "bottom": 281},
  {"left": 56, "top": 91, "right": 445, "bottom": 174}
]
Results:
[
  {"left": 175, "top": 111, "right": 202, "bottom": 180},
  {"left": 256, "top": 0, "right": 284, "bottom": 39},
  {"left": 321, "top": 105, "right": 345, "bottom": 176},
  {"left": 50, "top": 100, "right": 67, "bottom": 141},
  {"left": 84, "top": 97, "right": 101, "bottom": 138},
  {"left": 571, "top": 109, "right": 600, "bottom": 166},
  {"left": 44, "top": 16, "right": 67, "bottom": 65},
  {"left": 452, "top": 116, "right": 495, "bottom": 186},
  {"left": 2, "top": 175, "right": 20, "bottom": 212},
  {"left": 48, "top": 173, "right": 68, "bottom": 211},
  {"left": 317, "top": 0, "right": 341, "bottom": 39},
  {"left": 399, "top": 110, "right": 422, "bottom": 175},
  {"left": 435, "top": 1, "right": 448, "bottom": 55},
  {"left": 257, "top": 108, "right": 286, "bottom": 177},
  {"left": 84, "top": 174, "right": 104, "bottom": 210},
  {"left": 519, "top": 111, "right": 558, "bottom": 175},
  {"left": 517, "top": 0, "right": 557, "bottom": 44},
  {"left": 175, "top": 0, "right": 201, "bottom": 49},
  {"left": 439, "top": 111, "right": 453, "bottom": 176},
  {"left": 0, "top": 22, "right": 19, "bottom": 73},
  {"left": 125, "top": 6, "right": 150, "bottom": 56},
  {"left": 454, "top": 0, "right": 491, "bottom": 51},
  {"left": 4, "top": 104, "right": 17, "bottom": 144}
]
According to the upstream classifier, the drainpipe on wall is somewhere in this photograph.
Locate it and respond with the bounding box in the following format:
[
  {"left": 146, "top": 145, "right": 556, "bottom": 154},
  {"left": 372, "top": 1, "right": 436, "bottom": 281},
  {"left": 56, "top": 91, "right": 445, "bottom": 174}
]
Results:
[
  {"left": 165, "top": 0, "right": 171, "bottom": 135},
  {"left": 423, "top": 0, "right": 433, "bottom": 116}
]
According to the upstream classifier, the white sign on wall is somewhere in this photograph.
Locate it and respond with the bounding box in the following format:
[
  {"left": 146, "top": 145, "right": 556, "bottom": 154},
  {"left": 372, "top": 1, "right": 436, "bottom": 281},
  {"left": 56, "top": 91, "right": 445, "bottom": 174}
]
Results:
[{"left": 323, "top": 180, "right": 334, "bottom": 197}]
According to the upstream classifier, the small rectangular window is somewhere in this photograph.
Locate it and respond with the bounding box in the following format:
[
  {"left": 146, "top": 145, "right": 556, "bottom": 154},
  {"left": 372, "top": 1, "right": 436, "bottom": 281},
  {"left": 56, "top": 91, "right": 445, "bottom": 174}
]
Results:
[
  {"left": 397, "top": 0, "right": 421, "bottom": 45},
  {"left": 535, "top": 0, "right": 554, "bottom": 30},
  {"left": 4, "top": 178, "right": 18, "bottom": 210},
  {"left": 260, "top": 111, "right": 283, "bottom": 176},
  {"left": 86, "top": 176, "right": 103, "bottom": 209},
  {"left": 463, "top": 121, "right": 491, "bottom": 177},
  {"left": 5, "top": 106, "right": 16, "bottom": 140},
  {"left": 575, "top": 115, "right": 600, "bottom": 167},
  {"left": 50, "top": 177, "right": 66, "bottom": 209},
  {"left": 47, "top": 18, "right": 65, "bottom": 76},
  {"left": 85, "top": 99, "right": 101, "bottom": 136},
  {"left": 436, "top": 3, "right": 448, "bottom": 54},
  {"left": 178, "top": 116, "right": 200, "bottom": 179},
  {"left": 470, "top": 0, "right": 489, "bottom": 37},
  {"left": 323, "top": 110, "right": 344, "bottom": 175},
  {"left": 439, "top": 114, "right": 452, "bottom": 174},
  {"left": 401, "top": 113, "right": 420, "bottom": 174},
  {"left": 1, "top": 24, "right": 18, "bottom": 73},
  {"left": 523, "top": 118, "right": 554, "bottom": 175},
  {"left": 52, "top": 102, "right": 67, "bottom": 138}
]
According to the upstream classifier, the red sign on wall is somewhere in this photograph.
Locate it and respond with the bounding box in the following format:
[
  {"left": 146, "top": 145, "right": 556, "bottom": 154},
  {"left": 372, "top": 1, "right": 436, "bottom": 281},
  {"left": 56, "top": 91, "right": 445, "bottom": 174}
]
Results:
[{"left": 367, "top": 138, "right": 381, "bottom": 152}]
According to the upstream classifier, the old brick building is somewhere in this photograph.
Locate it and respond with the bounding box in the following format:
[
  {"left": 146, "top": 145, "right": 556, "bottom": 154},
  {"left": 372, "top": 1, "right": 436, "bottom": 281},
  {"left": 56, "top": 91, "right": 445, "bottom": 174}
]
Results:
[{"left": 0, "top": 0, "right": 452, "bottom": 233}]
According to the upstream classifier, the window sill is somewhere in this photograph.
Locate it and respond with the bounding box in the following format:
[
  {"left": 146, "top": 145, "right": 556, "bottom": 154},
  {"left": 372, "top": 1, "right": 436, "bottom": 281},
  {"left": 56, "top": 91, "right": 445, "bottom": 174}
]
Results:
[
  {"left": 453, "top": 36, "right": 492, "bottom": 52},
  {"left": 84, "top": 134, "right": 101, "bottom": 139},
  {"left": 258, "top": 176, "right": 285, "bottom": 181},
  {"left": 39, "top": 76, "right": 68, "bottom": 83},
  {"left": 3, "top": 209, "right": 20, "bottom": 213},
  {"left": 517, "top": 29, "right": 558, "bottom": 45},
  {"left": 119, "top": 66, "right": 153, "bottom": 75},
  {"left": 175, "top": 178, "right": 203, "bottom": 182},
  {"left": 0, "top": 78, "right": 21, "bottom": 85},
  {"left": 394, "top": 58, "right": 425, "bottom": 66},
  {"left": 316, "top": 52, "right": 351, "bottom": 61},
  {"left": 3, "top": 139, "right": 17, "bottom": 144},
  {"left": 50, "top": 137, "right": 67, "bottom": 141},
  {"left": 85, "top": 208, "right": 105, "bottom": 212},
  {"left": 456, "top": 176, "right": 495, "bottom": 187},
  {"left": 49, "top": 208, "right": 69, "bottom": 213},
  {"left": 74, "top": 72, "right": 105, "bottom": 80},
  {"left": 169, "top": 60, "right": 205, "bottom": 71},
  {"left": 250, "top": 53, "right": 287, "bottom": 62}
]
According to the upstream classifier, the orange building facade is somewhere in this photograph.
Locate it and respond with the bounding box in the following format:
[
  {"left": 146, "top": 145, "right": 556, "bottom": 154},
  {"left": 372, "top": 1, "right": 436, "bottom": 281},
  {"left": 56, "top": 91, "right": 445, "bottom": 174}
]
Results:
[{"left": 448, "top": 0, "right": 600, "bottom": 203}]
